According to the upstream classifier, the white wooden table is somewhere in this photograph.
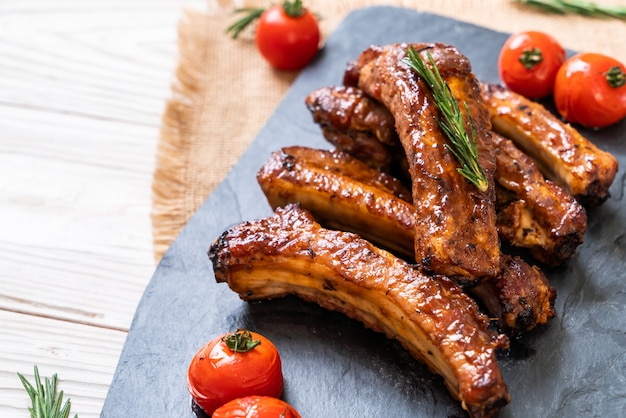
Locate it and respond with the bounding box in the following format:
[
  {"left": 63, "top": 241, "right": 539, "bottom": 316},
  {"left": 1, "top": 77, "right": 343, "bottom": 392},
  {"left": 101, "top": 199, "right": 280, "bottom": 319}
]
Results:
[{"left": 0, "top": 1, "right": 202, "bottom": 416}]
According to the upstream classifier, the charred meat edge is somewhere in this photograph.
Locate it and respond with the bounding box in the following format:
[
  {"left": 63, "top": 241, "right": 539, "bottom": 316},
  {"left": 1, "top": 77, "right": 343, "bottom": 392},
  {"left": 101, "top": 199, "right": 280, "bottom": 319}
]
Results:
[{"left": 209, "top": 205, "right": 510, "bottom": 418}]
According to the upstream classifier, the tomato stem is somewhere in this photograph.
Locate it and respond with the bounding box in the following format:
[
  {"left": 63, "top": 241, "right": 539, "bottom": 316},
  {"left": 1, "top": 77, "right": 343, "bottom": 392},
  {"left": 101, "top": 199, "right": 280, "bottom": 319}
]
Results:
[
  {"left": 222, "top": 330, "right": 261, "bottom": 353},
  {"left": 282, "top": 0, "right": 304, "bottom": 18},
  {"left": 605, "top": 66, "right": 625, "bottom": 88},
  {"left": 519, "top": 47, "right": 543, "bottom": 69}
]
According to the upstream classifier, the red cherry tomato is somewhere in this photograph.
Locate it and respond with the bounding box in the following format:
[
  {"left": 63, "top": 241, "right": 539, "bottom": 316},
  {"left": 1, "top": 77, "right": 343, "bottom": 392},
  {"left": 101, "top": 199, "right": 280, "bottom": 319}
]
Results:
[
  {"left": 498, "top": 31, "right": 566, "bottom": 99},
  {"left": 554, "top": 52, "right": 626, "bottom": 128},
  {"left": 255, "top": 1, "right": 320, "bottom": 71},
  {"left": 187, "top": 330, "right": 283, "bottom": 416},
  {"left": 212, "top": 396, "right": 302, "bottom": 418}
]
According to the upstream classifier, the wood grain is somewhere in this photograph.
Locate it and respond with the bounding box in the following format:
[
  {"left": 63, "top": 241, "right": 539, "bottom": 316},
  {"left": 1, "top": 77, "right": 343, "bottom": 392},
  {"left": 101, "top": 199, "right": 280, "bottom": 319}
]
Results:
[
  {"left": 0, "top": 311, "right": 126, "bottom": 418},
  {"left": 0, "top": 1, "right": 202, "bottom": 416}
]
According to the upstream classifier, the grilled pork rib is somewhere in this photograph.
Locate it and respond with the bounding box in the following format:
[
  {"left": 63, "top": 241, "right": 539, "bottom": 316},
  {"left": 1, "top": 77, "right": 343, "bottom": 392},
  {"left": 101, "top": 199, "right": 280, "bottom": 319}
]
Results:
[
  {"left": 305, "top": 86, "right": 400, "bottom": 171},
  {"left": 490, "top": 132, "right": 587, "bottom": 265},
  {"left": 257, "top": 146, "right": 556, "bottom": 334},
  {"left": 209, "top": 205, "right": 510, "bottom": 417},
  {"left": 472, "top": 254, "right": 556, "bottom": 335},
  {"left": 481, "top": 83, "right": 619, "bottom": 206},
  {"left": 305, "top": 85, "right": 587, "bottom": 265},
  {"left": 305, "top": 86, "right": 399, "bottom": 147},
  {"left": 357, "top": 43, "right": 500, "bottom": 281},
  {"left": 257, "top": 146, "right": 415, "bottom": 260}
]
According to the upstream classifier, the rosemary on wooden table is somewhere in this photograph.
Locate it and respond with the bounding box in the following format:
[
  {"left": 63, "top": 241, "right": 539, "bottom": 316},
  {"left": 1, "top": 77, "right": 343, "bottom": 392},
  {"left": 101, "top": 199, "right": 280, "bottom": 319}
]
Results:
[
  {"left": 403, "top": 46, "right": 488, "bottom": 192},
  {"left": 515, "top": 0, "right": 626, "bottom": 19},
  {"left": 17, "top": 366, "right": 77, "bottom": 418}
]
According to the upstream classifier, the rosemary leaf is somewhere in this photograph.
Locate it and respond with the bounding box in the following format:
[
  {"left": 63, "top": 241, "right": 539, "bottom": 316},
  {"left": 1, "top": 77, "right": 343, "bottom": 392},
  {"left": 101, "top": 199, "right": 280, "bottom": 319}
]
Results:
[
  {"left": 595, "top": 3, "right": 626, "bottom": 18},
  {"left": 518, "top": 0, "right": 569, "bottom": 13},
  {"left": 403, "top": 46, "right": 488, "bottom": 192},
  {"left": 225, "top": 7, "right": 265, "bottom": 39},
  {"left": 515, "top": 0, "right": 626, "bottom": 19},
  {"left": 17, "top": 366, "right": 77, "bottom": 418}
]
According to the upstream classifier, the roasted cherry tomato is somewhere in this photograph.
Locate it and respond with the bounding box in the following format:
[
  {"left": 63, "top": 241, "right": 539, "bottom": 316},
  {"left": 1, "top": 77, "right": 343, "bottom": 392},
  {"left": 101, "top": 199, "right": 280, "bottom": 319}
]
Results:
[
  {"left": 554, "top": 52, "right": 626, "bottom": 128},
  {"left": 187, "top": 330, "right": 283, "bottom": 416},
  {"left": 498, "top": 31, "right": 565, "bottom": 99},
  {"left": 212, "top": 396, "right": 302, "bottom": 418},
  {"left": 254, "top": 0, "right": 320, "bottom": 71}
]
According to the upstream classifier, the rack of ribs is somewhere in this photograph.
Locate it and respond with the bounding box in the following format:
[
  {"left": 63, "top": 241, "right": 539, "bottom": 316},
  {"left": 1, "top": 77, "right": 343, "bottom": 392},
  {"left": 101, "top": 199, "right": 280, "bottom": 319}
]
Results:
[
  {"left": 208, "top": 40, "right": 621, "bottom": 418},
  {"left": 257, "top": 146, "right": 556, "bottom": 335},
  {"left": 209, "top": 204, "right": 510, "bottom": 418},
  {"left": 305, "top": 86, "right": 587, "bottom": 266},
  {"left": 356, "top": 43, "right": 500, "bottom": 282},
  {"left": 480, "top": 83, "right": 619, "bottom": 206}
]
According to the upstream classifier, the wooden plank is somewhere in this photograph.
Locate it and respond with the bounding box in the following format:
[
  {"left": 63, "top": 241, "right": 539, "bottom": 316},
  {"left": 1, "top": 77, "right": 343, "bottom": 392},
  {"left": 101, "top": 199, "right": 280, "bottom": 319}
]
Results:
[
  {"left": 0, "top": 0, "right": 203, "bottom": 326},
  {"left": 0, "top": 310, "right": 127, "bottom": 418},
  {"left": 0, "top": 105, "right": 157, "bottom": 329},
  {"left": 0, "top": 1, "right": 203, "bottom": 416},
  {"left": 0, "top": 123, "right": 156, "bottom": 327}
]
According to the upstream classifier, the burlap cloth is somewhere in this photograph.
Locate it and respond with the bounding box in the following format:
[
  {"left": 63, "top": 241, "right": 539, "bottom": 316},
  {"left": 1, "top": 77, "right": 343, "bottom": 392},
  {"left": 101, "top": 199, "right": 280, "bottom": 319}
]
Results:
[{"left": 151, "top": 0, "right": 626, "bottom": 262}]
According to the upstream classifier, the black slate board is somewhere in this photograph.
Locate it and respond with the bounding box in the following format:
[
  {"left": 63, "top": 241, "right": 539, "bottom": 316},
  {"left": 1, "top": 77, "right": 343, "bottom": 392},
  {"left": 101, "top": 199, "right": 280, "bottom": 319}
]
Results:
[{"left": 102, "top": 6, "right": 626, "bottom": 417}]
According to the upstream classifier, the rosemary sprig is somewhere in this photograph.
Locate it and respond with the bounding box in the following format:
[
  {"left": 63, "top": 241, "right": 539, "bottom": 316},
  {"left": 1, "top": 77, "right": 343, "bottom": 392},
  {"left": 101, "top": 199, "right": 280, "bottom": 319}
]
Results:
[
  {"left": 515, "top": 0, "right": 626, "bottom": 19},
  {"left": 403, "top": 46, "right": 488, "bottom": 192},
  {"left": 17, "top": 366, "right": 77, "bottom": 418},
  {"left": 225, "top": 7, "right": 265, "bottom": 39}
]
